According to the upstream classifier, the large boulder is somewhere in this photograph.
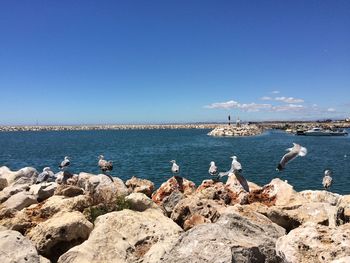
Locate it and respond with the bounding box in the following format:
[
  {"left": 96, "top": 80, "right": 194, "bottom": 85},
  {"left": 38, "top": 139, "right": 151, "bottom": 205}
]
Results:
[
  {"left": 161, "top": 190, "right": 184, "bottom": 216},
  {"left": 276, "top": 222, "right": 350, "bottom": 263},
  {"left": 196, "top": 179, "right": 245, "bottom": 205},
  {"left": 171, "top": 197, "right": 222, "bottom": 230},
  {"left": 0, "top": 166, "right": 38, "bottom": 186},
  {"left": 1, "top": 191, "right": 37, "bottom": 211},
  {"left": 125, "top": 176, "right": 154, "bottom": 197},
  {"left": 125, "top": 193, "right": 160, "bottom": 212},
  {"left": 299, "top": 190, "right": 341, "bottom": 205},
  {"left": 84, "top": 174, "right": 128, "bottom": 205},
  {"left": 152, "top": 176, "right": 196, "bottom": 205},
  {"left": 254, "top": 201, "right": 338, "bottom": 232},
  {"left": 58, "top": 209, "right": 182, "bottom": 263},
  {"left": 29, "top": 182, "right": 57, "bottom": 202},
  {"left": 0, "top": 230, "right": 41, "bottom": 263},
  {"left": 162, "top": 210, "right": 285, "bottom": 263},
  {"left": 0, "top": 184, "right": 30, "bottom": 203},
  {"left": 55, "top": 185, "right": 84, "bottom": 197},
  {"left": 27, "top": 211, "right": 93, "bottom": 262},
  {"left": 39, "top": 195, "right": 92, "bottom": 217},
  {"left": 249, "top": 178, "right": 306, "bottom": 207}
]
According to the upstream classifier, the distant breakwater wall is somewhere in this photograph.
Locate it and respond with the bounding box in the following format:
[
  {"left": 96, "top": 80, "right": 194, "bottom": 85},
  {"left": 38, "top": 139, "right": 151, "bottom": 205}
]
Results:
[{"left": 0, "top": 124, "right": 218, "bottom": 132}]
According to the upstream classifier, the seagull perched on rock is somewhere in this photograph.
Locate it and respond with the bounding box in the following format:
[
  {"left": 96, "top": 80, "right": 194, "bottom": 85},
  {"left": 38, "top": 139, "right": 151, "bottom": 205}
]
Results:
[
  {"left": 170, "top": 160, "right": 180, "bottom": 175},
  {"left": 277, "top": 143, "right": 307, "bottom": 171},
  {"left": 59, "top": 156, "right": 70, "bottom": 170},
  {"left": 218, "top": 155, "right": 249, "bottom": 192},
  {"left": 98, "top": 155, "right": 113, "bottom": 172},
  {"left": 209, "top": 161, "right": 218, "bottom": 176},
  {"left": 219, "top": 156, "right": 242, "bottom": 177},
  {"left": 322, "top": 169, "right": 333, "bottom": 190},
  {"left": 36, "top": 167, "right": 54, "bottom": 185}
]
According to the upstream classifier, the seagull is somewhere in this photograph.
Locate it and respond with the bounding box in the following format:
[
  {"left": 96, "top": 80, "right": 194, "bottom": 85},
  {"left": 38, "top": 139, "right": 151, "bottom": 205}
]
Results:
[
  {"left": 36, "top": 167, "right": 54, "bottom": 185},
  {"left": 59, "top": 156, "right": 70, "bottom": 170},
  {"left": 98, "top": 155, "right": 113, "bottom": 172},
  {"left": 218, "top": 155, "right": 249, "bottom": 192},
  {"left": 277, "top": 143, "right": 307, "bottom": 171},
  {"left": 209, "top": 161, "right": 218, "bottom": 176},
  {"left": 170, "top": 160, "right": 180, "bottom": 175},
  {"left": 218, "top": 156, "right": 242, "bottom": 178},
  {"left": 231, "top": 156, "right": 242, "bottom": 174},
  {"left": 322, "top": 169, "right": 333, "bottom": 190},
  {"left": 98, "top": 155, "right": 114, "bottom": 182}
]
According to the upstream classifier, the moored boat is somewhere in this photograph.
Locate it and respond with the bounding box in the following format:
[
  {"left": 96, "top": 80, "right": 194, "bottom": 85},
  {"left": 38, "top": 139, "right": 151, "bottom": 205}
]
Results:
[{"left": 303, "top": 127, "right": 348, "bottom": 136}]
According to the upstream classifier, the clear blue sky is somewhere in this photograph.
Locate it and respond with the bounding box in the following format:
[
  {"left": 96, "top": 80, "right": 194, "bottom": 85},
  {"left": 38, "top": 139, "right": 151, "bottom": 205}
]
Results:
[{"left": 0, "top": 0, "right": 349, "bottom": 125}]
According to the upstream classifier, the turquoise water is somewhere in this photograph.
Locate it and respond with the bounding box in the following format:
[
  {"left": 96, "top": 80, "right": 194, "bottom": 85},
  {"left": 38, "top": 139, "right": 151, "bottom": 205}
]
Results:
[{"left": 0, "top": 129, "right": 350, "bottom": 194}]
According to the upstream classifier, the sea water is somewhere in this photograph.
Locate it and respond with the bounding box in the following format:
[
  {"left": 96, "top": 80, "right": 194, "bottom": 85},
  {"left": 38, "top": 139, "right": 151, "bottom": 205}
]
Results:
[{"left": 0, "top": 129, "right": 349, "bottom": 194}]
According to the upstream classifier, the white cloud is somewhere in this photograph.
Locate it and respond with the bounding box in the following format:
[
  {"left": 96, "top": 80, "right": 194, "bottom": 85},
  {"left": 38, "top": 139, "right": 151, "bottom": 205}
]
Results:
[
  {"left": 239, "top": 103, "right": 272, "bottom": 112},
  {"left": 327, "top": 108, "right": 336, "bottom": 112},
  {"left": 275, "top": 96, "right": 304, "bottom": 103},
  {"left": 271, "top": 90, "right": 280, "bottom": 94},
  {"left": 260, "top": 96, "right": 272, "bottom": 101},
  {"left": 204, "top": 100, "right": 271, "bottom": 112},
  {"left": 272, "top": 104, "right": 304, "bottom": 112},
  {"left": 204, "top": 100, "right": 240, "bottom": 109}
]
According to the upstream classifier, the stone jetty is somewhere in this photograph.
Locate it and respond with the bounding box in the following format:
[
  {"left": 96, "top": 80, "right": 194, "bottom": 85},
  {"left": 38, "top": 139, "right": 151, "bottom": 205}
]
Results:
[
  {"left": 208, "top": 124, "right": 263, "bottom": 137},
  {"left": 1, "top": 166, "right": 350, "bottom": 262}
]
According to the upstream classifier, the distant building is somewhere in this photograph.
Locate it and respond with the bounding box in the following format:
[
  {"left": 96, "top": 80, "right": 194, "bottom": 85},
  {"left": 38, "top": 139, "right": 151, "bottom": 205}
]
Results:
[{"left": 346, "top": 117, "right": 350, "bottom": 122}]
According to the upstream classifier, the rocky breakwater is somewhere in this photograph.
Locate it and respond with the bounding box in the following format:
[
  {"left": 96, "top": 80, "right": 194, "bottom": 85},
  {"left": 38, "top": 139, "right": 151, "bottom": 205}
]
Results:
[
  {"left": 1, "top": 166, "right": 350, "bottom": 262},
  {"left": 208, "top": 124, "right": 263, "bottom": 137}
]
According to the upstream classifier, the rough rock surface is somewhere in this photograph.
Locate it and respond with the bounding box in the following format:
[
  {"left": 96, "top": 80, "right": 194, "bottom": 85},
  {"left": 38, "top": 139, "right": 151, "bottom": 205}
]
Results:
[
  {"left": 0, "top": 229, "right": 41, "bottom": 263},
  {"left": 152, "top": 176, "right": 196, "bottom": 205},
  {"left": 29, "top": 182, "right": 57, "bottom": 202},
  {"left": 27, "top": 211, "right": 93, "bottom": 262},
  {"left": 162, "top": 211, "right": 285, "bottom": 263},
  {"left": 0, "top": 166, "right": 38, "bottom": 186},
  {"left": 0, "top": 184, "right": 31, "bottom": 203},
  {"left": 126, "top": 176, "right": 154, "bottom": 197},
  {"left": 55, "top": 185, "right": 84, "bottom": 197},
  {"left": 125, "top": 193, "right": 160, "bottom": 212},
  {"left": 336, "top": 195, "right": 350, "bottom": 224},
  {"left": 276, "top": 222, "right": 350, "bottom": 263},
  {"left": 58, "top": 209, "right": 183, "bottom": 263},
  {"left": 0, "top": 177, "right": 8, "bottom": 191},
  {"left": 171, "top": 196, "right": 221, "bottom": 230},
  {"left": 196, "top": 179, "right": 244, "bottom": 205},
  {"left": 38, "top": 195, "right": 92, "bottom": 217},
  {"left": 1, "top": 191, "right": 37, "bottom": 211},
  {"left": 299, "top": 190, "right": 341, "bottom": 205}
]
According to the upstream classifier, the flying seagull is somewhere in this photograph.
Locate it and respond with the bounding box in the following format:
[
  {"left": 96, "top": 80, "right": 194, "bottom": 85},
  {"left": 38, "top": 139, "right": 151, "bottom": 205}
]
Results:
[
  {"left": 209, "top": 161, "right": 218, "bottom": 176},
  {"left": 59, "top": 156, "right": 70, "bottom": 170},
  {"left": 98, "top": 155, "right": 113, "bottom": 172},
  {"left": 36, "top": 167, "right": 54, "bottom": 185},
  {"left": 322, "top": 169, "right": 333, "bottom": 190},
  {"left": 277, "top": 143, "right": 307, "bottom": 171},
  {"left": 170, "top": 160, "right": 180, "bottom": 175}
]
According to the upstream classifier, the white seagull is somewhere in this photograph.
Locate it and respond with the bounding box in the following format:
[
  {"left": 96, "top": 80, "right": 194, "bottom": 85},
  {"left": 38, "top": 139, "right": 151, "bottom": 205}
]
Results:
[
  {"left": 277, "top": 143, "right": 307, "bottom": 171},
  {"left": 59, "top": 156, "right": 70, "bottom": 169},
  {"left": 219, "top": 156, "right": 242, "bottom": 177},
  {"left": 98, "top": 155, "right": 113, "bottom": 172},
  {"left": 170, "top": 160, "right": 180, "bottom": 175},
  {"left": 36, "top": 167, "right": 54, "bottom": 185},
  {"left": 322, "top": 169, "right": 333, "bottom": 190},
  {"left": 209, "top": 161, "right": 218, "bottom": 176}
]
